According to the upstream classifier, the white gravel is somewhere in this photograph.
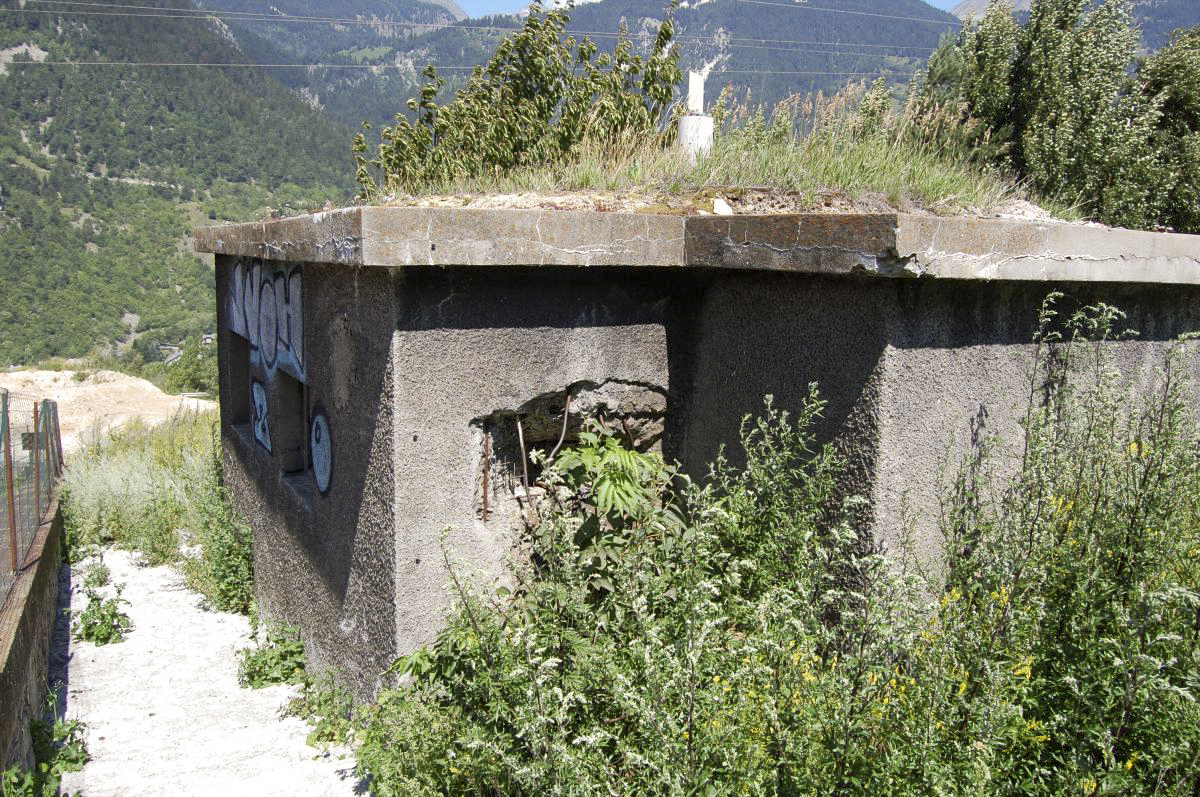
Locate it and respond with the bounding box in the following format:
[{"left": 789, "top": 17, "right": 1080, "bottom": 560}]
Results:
[{"left": 53, "top": 550, "right": 363, "bottom": 797}]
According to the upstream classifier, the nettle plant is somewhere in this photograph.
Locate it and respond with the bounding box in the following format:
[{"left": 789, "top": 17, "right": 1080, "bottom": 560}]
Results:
[{"left": 354, "top": 0, "right": 682, "bottom": 198}]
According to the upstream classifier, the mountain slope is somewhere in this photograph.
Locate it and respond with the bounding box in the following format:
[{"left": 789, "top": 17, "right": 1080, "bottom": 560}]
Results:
[
  {"left": 197, "top": 0, "right": 468, "bottom": 130},
  {"left": 0, "top": 0, "right": 353, "bottom": 364}
]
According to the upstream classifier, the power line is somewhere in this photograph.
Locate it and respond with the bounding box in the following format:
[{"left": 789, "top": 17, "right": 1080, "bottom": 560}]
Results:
[
  {"left": 734, "top": 0, "right": 961, "bottom": 26},
  {"left": 6, "top": 60, "right": 916, "bottom": 78},
  {"left": 15, "top": 0, "right": 941, "bottom": 53}
]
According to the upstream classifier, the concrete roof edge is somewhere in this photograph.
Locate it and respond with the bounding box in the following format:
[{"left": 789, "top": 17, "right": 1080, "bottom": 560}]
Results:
[
  {"left": 894, "top": 213, "right": 1200, "bottom": 283},
  {"left": 192, "top": 207, "right": 366, "bottom": 265},
  {"left": 191, "top": 206, "right": 1200, "bottom": 282}
]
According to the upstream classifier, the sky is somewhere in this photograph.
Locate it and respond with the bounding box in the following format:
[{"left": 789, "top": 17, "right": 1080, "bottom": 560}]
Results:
[{"left": 455, "top": 0, "right": 959, "bottom": 18}]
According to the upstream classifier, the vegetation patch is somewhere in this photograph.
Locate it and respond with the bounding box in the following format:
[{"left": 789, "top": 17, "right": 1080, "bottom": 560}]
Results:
[
  {"left": 237, "top": 621, "right": 308, "bottom": 689},
  {"left": 321, "top": 297, "right": 1200, "bottom": 796},
  {"left": 61, "top": 412, "right": 254, "bottom": 614},
  {"left": 71, "top": 585, "right": 131, "bottom": 647},
  {"left": 1, "top": 691, "right": 89, "bottom": 797}
]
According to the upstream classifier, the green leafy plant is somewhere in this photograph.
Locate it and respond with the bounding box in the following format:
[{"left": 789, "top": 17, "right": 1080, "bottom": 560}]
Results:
[
  {"left": 80, "top": 559, "right": 110, "bottom": 589},
  {"left": 237, "top": 622, "right": 307, "bottom": 689},
  {"left": 355, "top": 0, "right": 681, "bottom": 198},
  {"left": 1, "top": 690, "right": 89, "bottom": 797},
  {"left": 284, "top": 672, "right": 357, "bottom": 750},
  {"left": 71, "top": 585, "right": 131, "bottom": 646}
]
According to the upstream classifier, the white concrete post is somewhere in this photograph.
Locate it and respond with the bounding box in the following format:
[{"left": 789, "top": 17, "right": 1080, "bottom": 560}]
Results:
[{"left": 678, "top": 70, "right": 713, "bottom": 163}]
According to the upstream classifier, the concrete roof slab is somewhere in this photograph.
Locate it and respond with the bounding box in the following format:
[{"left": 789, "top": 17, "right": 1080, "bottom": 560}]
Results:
[{"left": 193, "top": 207, "right": 1200, "bottom": 284}]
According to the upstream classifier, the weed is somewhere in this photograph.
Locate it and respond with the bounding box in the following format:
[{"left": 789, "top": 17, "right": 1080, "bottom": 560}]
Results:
[
  {"left": 62, "top": 412, "right": 254, "bottom": 613},
  {"left": 71, "top": 585, "right": 131, "bottom": 646},
  {"left": 237, "top": 622, "right": 307, "bottom": 689},
  {"left": 80, "top": 559, "right": 109, "bottom": 589},
  {"left": 352, "top": 297, "right": 1200, "bottom": 795},
  {"left": 284, "top": 672, "right": 357, "bottom": 750},
  {"left": 1, "top": 689, "right": 88, "bottom": 797}
]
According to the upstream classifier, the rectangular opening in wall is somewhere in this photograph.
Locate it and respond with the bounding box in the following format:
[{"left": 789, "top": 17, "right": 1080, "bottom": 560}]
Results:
[
  {"left": 226, "top": 332, "right": 251, "bottom": 426},
  {"left": 275, "top": 370, "right": 308, "bottom": 475}
]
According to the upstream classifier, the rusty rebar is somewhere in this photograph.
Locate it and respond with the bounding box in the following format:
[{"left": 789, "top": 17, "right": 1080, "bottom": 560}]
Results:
[
  {"left": 548, "top": 394, "right": 572, "bottom": 462},
  {"left": 515, "top": 417, "right": 530, "bottom": 496},
  {"left": 481, "top": 433, "right": 491, "bottom": 520}
]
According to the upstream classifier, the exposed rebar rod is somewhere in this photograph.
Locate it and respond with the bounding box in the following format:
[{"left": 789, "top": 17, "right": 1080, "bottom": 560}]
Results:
[
  {"left": 548, "top": 394, "right": 573, "bottom": 462},
  {"left": 481, "top": 433, "right": 491, "bottom": 520},
  {"left": 515, "top": 417, "right": 531, "bottom": 496}
]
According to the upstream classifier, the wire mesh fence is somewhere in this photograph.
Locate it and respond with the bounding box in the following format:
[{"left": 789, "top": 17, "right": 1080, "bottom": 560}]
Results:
[{"left": 0, "top": 389, "right": 64, "bottom": 608}]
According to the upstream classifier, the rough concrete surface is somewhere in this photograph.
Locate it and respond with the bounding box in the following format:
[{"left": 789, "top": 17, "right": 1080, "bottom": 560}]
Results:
[
  {"left": 56, "top": 550, "right": 361, "bottom": 797},
  {"left": 194, "top": 207, "right": 1200, "bottom": 282}
]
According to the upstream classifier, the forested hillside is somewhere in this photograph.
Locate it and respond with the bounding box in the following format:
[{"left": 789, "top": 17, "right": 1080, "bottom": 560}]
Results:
[
  {"left": 360, "top": 0, "right": 959, "bottom": 126},
  {"left": 197, "top": 0, "right": 467, "bottom": 131},
  {"left": 0, "top": 0, "right": 352, "bottom": 365}
]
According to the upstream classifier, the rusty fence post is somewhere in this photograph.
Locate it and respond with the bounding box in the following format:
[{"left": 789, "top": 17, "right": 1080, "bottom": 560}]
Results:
[
  {"left": 32, "top": 401, "right": 41, "bottom": 528},
  {"left": 53, "top": 402, "right": 64, "bottom": 477},
  {"left": 3, "top": 392, "right": 17, "bottom": 575}
]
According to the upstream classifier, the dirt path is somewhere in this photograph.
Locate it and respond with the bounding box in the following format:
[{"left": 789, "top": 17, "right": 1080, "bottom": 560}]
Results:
[
  {"left": 0, "top": 370, "right": 215, "bottom": 452},
  {"left": 53, "top": 550, "right": 362, "bottom": 797}
]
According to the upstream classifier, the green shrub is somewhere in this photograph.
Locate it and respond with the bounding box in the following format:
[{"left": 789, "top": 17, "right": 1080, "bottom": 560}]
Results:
[
  {"left": 1, "top": 694, "right": 89, "bottom": 797},
  {"left": 355, "top": 0, "right": 681, "bottom": 197},
  {"left": 237, "top": 622, "right": 307, "bottom": 689},
  {"left": 352, "top": 297, "right": 1200, "bottom": 795},
  {"left": 71, "top": 585, "right": 131, "bottom": 646},
  {"left": 62, "top": 412, "right": 254, "bottom": 613},
  {"left": 921, "top": 0, "right": 1200, "bottom": 231},
  {"left": 183, "top": 425, "right": 254, "bottom": 614},
  {"left": 284, "top": 672, "right": 357, "bottom": 750}
]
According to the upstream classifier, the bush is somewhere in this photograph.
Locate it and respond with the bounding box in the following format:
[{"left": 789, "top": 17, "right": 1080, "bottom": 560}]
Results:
[
  {"left": 354, "top": 0, "right": 681, "bottom": 198},
  {"left": 1, "top": 694, "right": 89, "bottom": 797},
  {"left": 351, "top": 297, "right": 1200, "bottom": 795},
  {"left": 921, "top": 0, "right": 1200, "bottom": 231},
  {"left": 71, "top": 585, "right": 131, "bottom": 646}
]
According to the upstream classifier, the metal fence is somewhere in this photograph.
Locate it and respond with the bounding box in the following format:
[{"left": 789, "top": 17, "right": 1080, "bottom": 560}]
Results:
[{"left": 0, "top": 389, "right": 63, "bottom": 608}]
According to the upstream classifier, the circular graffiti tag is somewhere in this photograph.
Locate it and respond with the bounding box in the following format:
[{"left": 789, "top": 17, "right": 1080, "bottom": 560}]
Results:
[{"left": 310, "top": 408, "right": 332, "bottom": 494}]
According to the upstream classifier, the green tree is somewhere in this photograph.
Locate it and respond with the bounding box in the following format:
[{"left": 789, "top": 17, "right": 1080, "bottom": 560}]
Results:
[
  {"left": 355, "top": 0, "right": 682, "bottom": 198},
  {"left": 921, "top": 0, "right": 1200, "bottom": 231}
]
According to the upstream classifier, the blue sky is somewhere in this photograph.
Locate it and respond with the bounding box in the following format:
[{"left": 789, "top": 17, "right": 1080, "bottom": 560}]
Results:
[{"left": 455, "top": 0, "right": 958, "bottom": 19}]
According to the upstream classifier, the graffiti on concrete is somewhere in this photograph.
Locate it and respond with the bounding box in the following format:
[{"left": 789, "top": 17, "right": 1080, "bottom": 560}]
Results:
[
  {"left": 251, "top": 380, "right": 271, "bottom": 453},
  {"left": 227, "top": 258, "right": 306, "bottom": 382},
  {"left": 310, "top": 408, "right": 332, "bottom": 494}
]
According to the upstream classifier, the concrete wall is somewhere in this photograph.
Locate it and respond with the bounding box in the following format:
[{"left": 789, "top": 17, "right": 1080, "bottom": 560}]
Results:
[
  {"left": 684, "top": 277, "right": 1200, "bottom": 570},
  {"left": 217, "top": 259, "right": 398, "bottom": 696},
  {"left": 201, "top": 210, "right": 1200, "bottom": 699},
  {"left": 0, "top": 496, "right": 63, "bottom": 770}
]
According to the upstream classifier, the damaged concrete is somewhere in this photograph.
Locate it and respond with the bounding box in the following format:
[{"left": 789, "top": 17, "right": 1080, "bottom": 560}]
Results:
[{"left": 194, "top": 207, "right": 1200, "bottom": 700}]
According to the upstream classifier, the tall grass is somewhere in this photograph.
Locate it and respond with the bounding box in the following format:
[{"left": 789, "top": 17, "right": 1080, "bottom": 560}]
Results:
[
  {"left": 61, "top": 411, "right": 254, "bottom": 613},
  {"left": 391, "top": 81, "right": 1067, "bottom": 218}
]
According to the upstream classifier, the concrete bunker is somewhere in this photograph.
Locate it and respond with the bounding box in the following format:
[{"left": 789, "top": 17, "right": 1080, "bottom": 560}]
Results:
[{"left": 193, "top": 207, "right": 1200, "bottom": 699}]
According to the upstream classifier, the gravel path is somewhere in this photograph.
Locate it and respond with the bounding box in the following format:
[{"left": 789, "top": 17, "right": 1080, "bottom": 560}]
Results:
[{"left": 52, "top": 550, "right": 363, "bottom": 797}]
